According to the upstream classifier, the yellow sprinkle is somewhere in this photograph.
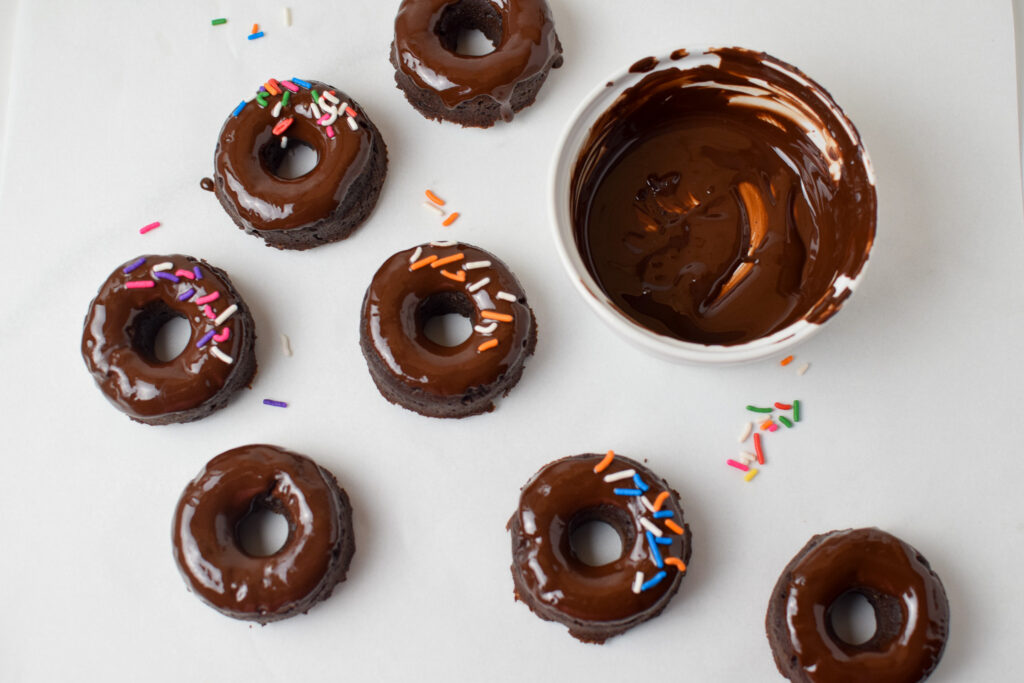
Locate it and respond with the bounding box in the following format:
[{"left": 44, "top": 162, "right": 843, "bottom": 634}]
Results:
[{"left": 744, "top": 468, "right": 759, "bottom": 482}]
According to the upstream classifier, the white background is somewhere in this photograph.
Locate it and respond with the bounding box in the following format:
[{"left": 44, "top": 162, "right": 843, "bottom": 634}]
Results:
[{"left": 2, "top": 1, "right": 1022, "bottom": 681}]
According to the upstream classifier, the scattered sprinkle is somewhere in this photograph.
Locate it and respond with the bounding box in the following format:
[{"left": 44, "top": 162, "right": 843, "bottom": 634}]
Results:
[
  {"left": 139, "top": 221, "right": 161, "bottom": 235},
  {"left": 422, "top": 201, "right": 446, "bottom": 216},
  {"left": 753, "top": 433, "right": 765, "bottom": 465},
  {"left": 263, "top": 399, "right": 288, "bottom": 408},
  {"left": 646, "top": 531, "right": 664, "bottom": 568},
  {"left": 760, "top": 419, "right": 774, "bottom": 430},
  {"left": 211, "top": 18, "right": 227, "bottom": 26},
  {"left": 282, "top": 134, "right": 290, "bottom": 146},
  {"left": 797, "top": 362, "right": 810, "bottom": 376},
  {"left": 282, "top": 333, "right": 292, "bottom": 356},
  {"left": 464, "top": 261, "right": 491, "bottom": 270},
  {"left": 281, "top": 80, "right": 299, "bottom": 93},
  {"left": 639, "top": 518, "right": 663, "bottom": 537},
  {"left": 664, "top": 519, "right": 685, "bottom": 535},
  {"left": 651, "top": 491, "right": 670, "bottom": 512},
  {"left": 738, "top": 421, "right": 753, "bottom": 442},
  {"left": 593, "top": 450, "right": 615, "bottom": 474},
  {"left": 477, "top": 339, "right": 499, "bottom": 353},
  {"left": 481, "top": 311, "right": 513, "bottom": 323},
  {"left": 248, "top": 31, "right": 264, "bottom": 40},
  {"left": 738, "top": 451, "right": 755, "bottom": 466},
  {"left": 195, "top": 291, "right": 220, "bottom": 305},
  {"left": 323, "top": 91, "right": 339, "bottom": 105},
  {"left": 664, "top": 557, "right": 687, "bottom": 571},
  {"left": 640, "top": 495, "right": 657, "bottom": 513},
  {"left": 251, "top": 23, "right": 259, "bottom": 34},
  {"left": 603, "top": 469, "right": 636, "bottom": 483},
  {"left": 774, "top": 402, "right": 792, "bottom": 410},
  {"left": 214, "top": 304, "right": 238, "bottom": 326},
  {"left": 440, "top": 269, "right": 465, "bottom": 282},
  {"left": 178, "top": 288, "right": 196, "bottom": 301},
  {"left": 474, "top": 322, "right": 497, "bottom": 335},
  {"left": 727, "top": 459, "right": 750, "bottom": 472},
  {"left": 442, "top": 212, "right": 460, "bottom": 227},
  {"left": 213, "top": 327, "right": 231, "bottom": 343},
  {"left": 767, "top": 423, "right": 779, "bottom": 432},
  {"left": 151, "top": 262, "right": 172, "bottom": 272},
  {"left": 744, "top": 468, "right": 759, "bottom": 482},
  {"left": 193, "top": 267, "right": 203, "bottom": 280},
  {"left": 203, "top": 305, "right": 216, "bottom": 319},
  {"left": 780, "top": 355, "right": 794, "bottom": 366},
  {"left": 123, "top": 257, "right": 146, "bottom": 274},
  {"left": 264, "top": 79, "right": 281, "bottom": 96},
  {"left": 614, "top": 488, "right": 643, "bottom": 497},
  {"left": 196, "top": 329, "right": 217, "bottom": 348},
  {"left": 653, "top": 510, "right": 674, "bottom": 519},
  {"left": 283, "top": 7, "right": 291, "bottom": 26},
  {"left": 271, "top": 100, "right": 283, "bottom": 118},
  {"left": 231, "top": 101, "right": 247, "bottom": 117},
  {"left": 292, "top": 77, "right": 312, "bottom": 89},
  {"left": 125, "top": 280, "right": 155, "bottom": 289},
  {"left": 154, "top": 271, "right": 179, "bottom": 283},
  {"left": 746, "top": 405, "right": 773, "bottom": 414},
  {"left": 429, "top": 240, "right": 457, "bottom": 247},
  {"left": 467, "top": 277, "right": 490, "bottom": 293},
  {"left": 346, "top": 117, "right": 358, "bottom": 131},
  {"left": 410, "top": 255, "right": 438, "bottom": 270},
  {"left": 632, "top": 473, "right": 650, "bottom": 492},
  {"left": 425, "top": 189, "right": 446, "bottom": 206},
  {"left": 632, "top": 572, "right": 645, "bottom": 594},
  {"left": 640, "top": 570, "right": 667, "bottom": 591},
  {"left": 793, "top": 400, "right": 801, "bottom": 422},
  {"left": 409, "top": 246, "right": 423, "bottom": 264},
  {"left": 496, "top": 291, "right": 517, "bottom": 302},
  {"left": 345, "top": 106, "right": 357, "bottom": 118},
  {"left": 430, "top": 252, "right": 465, "bottom": 269},
  {"left": 210, "top": 347, "right": 234, "bottom": 364},
  {"left": 778, "top": 416, "right": 794, "bottom": 428},
  {"left": 272, "top": 117, "right": 294, "bottom": 135},
  {"left": 174, "top": 269, "right": 195, "bottom": 280}
]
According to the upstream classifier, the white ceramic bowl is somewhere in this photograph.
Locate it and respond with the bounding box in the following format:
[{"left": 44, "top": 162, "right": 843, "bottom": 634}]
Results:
[{"left": 550, "top": 47, "right": 876, "bottom": 364}]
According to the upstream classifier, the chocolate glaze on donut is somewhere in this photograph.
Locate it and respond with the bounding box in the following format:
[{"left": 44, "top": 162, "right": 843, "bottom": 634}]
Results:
[
  {"left": 80, "top": 254, "right": 256, "bottom": 425},
  {"left": 508, "top": 453, "right": 692, "bottom": 643},
  {"left": 571, "top": 48, "right": 876, "bottom": 345},
  {"left": 214, "top": 78, "right": 388, "bottom": 249},
  {"left": 359, "top": 241, "right": 537, "bottom": 418},
  {"left": 391, "top": 0, "right": 563, "bottom": 127},
  {"left": 172, "top": 445, "right": 355, "bottom": 623},
  {"left": 766, "top": 528, "right": 949, "bottom": 683}
]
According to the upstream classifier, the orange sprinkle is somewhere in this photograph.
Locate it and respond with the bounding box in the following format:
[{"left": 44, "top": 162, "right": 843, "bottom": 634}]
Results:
[
  {"left": 264, "top": 80, "right": 281, "bottom": 96},
  {"left": 664, "top": 557, "right": 687, "bottom": 572},
  {"left": 665, "top": 519, "right": 685, "bottom": 535},
  {"left": 481, "top": 311, "right": 513, "bottom": 322},
  {"left": 593, "top": 450, "right": 616, "bottom": 474},
  {"left": 425, "top": 189, "right": 446, "bottom": 206},
  {"left": 760, "top": 419, "right": 774, "bottom": 430},
  {"left": 780, "top": 355, "right": 794, "bottom": 366},
  {"left": 440, "top": 269, "right": 465, "bottom": 282},
  {"left": 251, "top": 23, "right": 259, "bottom": 34},
  {"left": 477, "top": 339, "right": 499, "bottom": 353},
  {"left": 442, "top": 212, "right": 460, "bottom": 227},
  {"left": 410, "top": 255, "right": 438, "bottom": 270},
  {"left": 430, "top": 253, "right": 465, "bottom": 269},
  {"left": 651, "top": 491, "right": 670, "bottom": 512}
]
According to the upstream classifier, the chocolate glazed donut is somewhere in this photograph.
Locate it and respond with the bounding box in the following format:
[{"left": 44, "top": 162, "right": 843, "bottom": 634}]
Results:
[
  {"left": 508, "top": 453, "right": 693, "bottom": 643},
  {"left": 766, "top": 528, "right": 950, "bottom": 683},
  {"left": 214, "top": 77, "right": 388, "bottom": 249},
  {"left": 359, "top": 241, "right": 537, "bottom": 418},
  {"left": 391, "top": 0, "right": 563, "bottom": 127},
  {"left": 172, "top": 445, "right": 355, "bottom": 623},
  {"left": 80, "top": 254, "right": 256, "bottom": 425}
]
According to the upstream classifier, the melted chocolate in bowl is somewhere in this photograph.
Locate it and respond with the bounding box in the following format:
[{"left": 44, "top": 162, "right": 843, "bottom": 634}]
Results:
[{"left": 569, "top": 48, "right": 876, "bottom": 347}]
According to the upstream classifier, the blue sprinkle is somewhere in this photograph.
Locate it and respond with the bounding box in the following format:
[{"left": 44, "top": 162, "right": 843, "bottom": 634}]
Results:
[
  {"left": 646, "top": 531, "right": 664, "bottom": 568},
  {"left": 654, "top": 536, "right": 672, "bottom": 546},
  {"left": 196, "top": 329, "right": 216, "bottom": 348},
  {"left": 247, "top": 31, "right": 264, "bottom": 40},
  {"left": 178, "top": 287, "right": 196, "bottom": 301},
  {"left": 640, "top": 570, "right": 668, "bottom": 592},
  {"left": 653, "top": 510, "right": 674, "bottom": 519},
  {"left": 154, "top": 271, "right": 179, "bottom": 283},
  {"left": 632, "top": 473, "right": 650, "bottom": 492},
  {"left": 231, "top": 100, "right": 247, "bottom": 117},
  {"left": 292, "top": 77, "right": 312, "bottom": 89},
  {"left": 263, "top": 399, "right": 288, "bottom": 408},
  {"left": 193, "top": 266, "right": 203, "bottom": 280},
  {"left": 613, "top": 488, "right": 642, "bottom": 496},
  {"left": 123, "top": 257, "right": 146, "bottom": 274}
]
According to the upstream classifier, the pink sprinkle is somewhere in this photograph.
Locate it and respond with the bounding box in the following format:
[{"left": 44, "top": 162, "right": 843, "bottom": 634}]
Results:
[
  {"left": 203, "top": 305, "right": 216, "bottom": 319},
  {"left": 326, "top": 126, "right": 335, "bottom": 139},
  {"left": 767, "top": 424, "right": 779, "bottom": 432},
  {"left": 195, "top": 291, "right": 220, "bottom": 305},
  {"left": 175, "top": 269, "right": 195, "bottom": 280},
  {"left": 317, "top": 113, "right": 330, "bottom": 125},
  {"left": 345, "top": 106, "right": 356, "bottom": 118},
  {"left": 281, "top": 80, "right": 299, "bottom": 92},
  {"left": 727, "top": 459, "right": 750, "bottom": 472},
  {"left": 213, "top": 327, "right": 231, "bottom": 343},
  {"left": 139, "top": 221, "right": 161, "bottom": 234},
  {"left": 125, "top": 280, "right": 155, "bottom": 289}
]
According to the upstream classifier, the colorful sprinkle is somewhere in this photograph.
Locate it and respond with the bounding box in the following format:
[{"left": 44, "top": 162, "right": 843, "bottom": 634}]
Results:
[
  {"left": 793, "top": 400, "right": 801, "bottom": 422},
  {"left": 774, "top": 402, "right": 792, "bottom": 410},
  {"left": 651, "top": 491, "right": 670, "bottom": 512},
  {"left": 603, "top": 469, "right": 636, "bottom": 483},
  {"left": 467, "top": 277, "right": 490, "bottom": 293},
  {"left": 745, "top": 468, "right": 759, "bottom": 482},
  {"left": 640, "top": 571, "right": 667, "bottom": 591},
  {"left": 646, "top": 531, "right": 664, "bottom": 568},
  {"left": 271, "top": 100, "right": 283, "bottom": 118},
  {"left": 263, "top": 399, "right": 288, "bottom": 408},
  {"left": 614, "top": 488, "right": 643, "bottom": 496},
  {"left": 778, "top": 416, "right": 794, "bottom": 428},
  {"left": 323, "top": 91, "right": 339, "bottom": 104},
  {"left": 481, "top": 311, "right": 513, "bottom": 322},
  {"left": 292, "top": 77, "right": 311, "bottom": 89},
  {"left": 248, "top": 31, "right": 264, "bottom": 40},
  {"left": 196, "top": 329, "right": 216, "bottom": 348},
  {"left": 464, "top": 261, "right": 491, "bottom": 270},
  {"left": 424, "top": 189, "right": 446, "bottom": 206},
  {"left": 211, "top": 18, "right": 227, "bottom": 25},
  {"left": 177, "top": 288, "right": 196, "bottom": 301},
  {"left": 738, "top": 421, "right": 753, "bottom": 442},
  {"left": 125, "top": 280, "right": 155, "bottom": 289},
  {"left": 631, "top": 572, "right": 645, "bottom": 594},
  {"left": 632, "top": 473, "right": 650, "bottom": 492},
  {"left": 442, "top": 212, "right": 460, "bottom": 227},
  {"left": 746, "top": 405, "right": 773, "bottom": 413},
  {"left": 738, "top": 451, "right": 755, "bottom": 466},
  {"left": 593, "top": 450, "right": 615, "bottom": 474},
  {"left": 345, "top": 105, "right": 357, "bottom": 118},
  {"left": 767, "top": 423, "right": 779, "bottom": 432},
  {"left": 780, "top": 355, "right": 794, "bottom": 366},
  {"left": 255, "top": 92, "right": 268, "bottom": 107},
  {"left": 760, "top": 419, "right": 774, "bottom": 430},
  {"left": 251, "top": 23, "right": 259, "bottom": 33},
  {"left": 210, "top": 347, "right": 234, "bottom": 364},
  {"left": 139, "top": 221, "right": 161, "bottom": 234},
  {"left": 410, "top": 255, "right": 438, "bottom": 270},
  {"left": 639, "top": 518, "right": 663, "bottom": 537},
  {"left": 272, "top": 117, "right": 294, "bottom": 135},
  {"left": 753, "top": 433, "right": 765, "bottom": 464},
  {"left": 174, "top": 269, "right": 195, "bottom": 280},
  {"left": 123, "top": 257, "right": 146, "bottom": 274},
  {"left": 431, "top": 253, "right": 465, "bottom": 269},
  {"left": 664, "top": 519, "right": 685, "bottom": 535},
  {"left": 212, "top": 327, "right": 231, "bottom": 343},
  {"left": 727, "top": 459, "right": 750, "bottom": 472},
  {"left": 496, "top": 291, "right": 517, "bottom": 302},
  {"left": 154, "top": 271, "right": 179, "bottom": 283},
  {"left": 281, "top": 80, "right": 299, "bottom": 93},
  {"left": 653, "top": 510, "right": 674, "bottom": 519},
  {"left": 213, "top": 304, "right": 238, "bottom": 326},
  {"left": 282, "top": 333, "right": 292, "bottom": 356},
  {"left": 654, "top": 536, "right": 672, "bottom": 546},
  {"left": 231, "top": 100, "right": 247, "bottom": 117},
  {"left": 311, "top": 89, "right": 320, "bottom": 103},
  {"left": 196, "top": 291, "right": 220, "bottom": 305},
  {"left": 203, "top": 305, "right": 216, "bottom": 319},
  {"left": 264, "top": 80, "right": 281, "bottom": 96},
  {"left": 440, "top": 269, "right": 465, "bottom": 282},
  {"left": 664, "top": 557, "right": 687, "bottom": 571},
  {"left": 346, "top": 117, "right": 358, "bottom": 131},
  {"left": 193, "top": 266, "right": 203, "bottom": 280},
  {"left": 477, "top": 339, "right": 499, "bottom": 353}
]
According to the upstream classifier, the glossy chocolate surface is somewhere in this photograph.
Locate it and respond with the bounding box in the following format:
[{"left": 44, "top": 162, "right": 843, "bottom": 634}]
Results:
[
  {"left": 771, "top": 528, "right": 949, "bottom": 682},
  {"left": 510, "top": 454, "right": 691, "bottom": 640},
  {"left": 392, "top": 0, "right": 562, "bottom": 115},
  {"left": 362, "top": 242, "right": 534, "bottom": 396},
  {"left": 80, "top": 254, "right": 254, "bottom": 422},
  {"left": 571, "top": 48, "right": 876, "bottom": 345},
  {"left": 172, "top": 444, "right": 354, "bottom": 622},
  {"left": 213, "top": 79, "right": 374, "bottom": 234}
]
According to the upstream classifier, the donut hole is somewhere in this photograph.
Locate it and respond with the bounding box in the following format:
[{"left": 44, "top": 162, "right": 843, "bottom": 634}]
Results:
[
  {"left": 260, "top": 138, "right": 319, "bottom": 180},
  {"left": 567, "top": 506, "right": 633, "bottom": 568},
  {"left": 435, "top": 0, "right": 502, "bottom": 57},
  {"left": 418, "top": 292, "right": 475, "bottom": 347},
  {"left": 237, "top": 501, "right": 291, "bottom": 557},
  {"left": 828, "top": 591, "right": 877, "bottom": 646},
  {"left": 129, "top": 301, "right": 191, "bottom": 363}
]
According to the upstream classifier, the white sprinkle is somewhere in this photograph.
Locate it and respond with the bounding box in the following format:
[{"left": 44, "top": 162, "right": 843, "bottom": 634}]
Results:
[
  {"left": 310, "top": 102, "right": 321, "bottom": 119},
  {"left": 210, "top": 347, "right": 234, "bottom": 364},
  {"left": 639, "top": 518, "right": 663, "bottom": 537},
  {"left": 214, "top": 304, "right": 238, "bottom": 326},
  {"left": 346, "top": 116, "right": 358, "bottom": 131},
  {"left": 151, "top": 262, "right": 173, "bottom": 273},
  {"left": 603, "top": 469, "right": 636, "bottom": 483},
  {"left": 467, "top": 277, "right": 491, "bottom": 293},
  {"left": 464, "top": 260, "right": 491, "bottom": 270},
  {"left": 271, "top": 101, "right": 283, "bottom": 117},
  {"left": 496, "top": 291, "right": 517, "bottom": 302},
  {"left": 797, "top": 362, "right": 810, "bottom": 376},
  {"left": 409, "top": 246, "right": 423, "bottom": 264},
  {"left": 338, "top": 101, "right": 349, "bottom": 113},
  {"left": 283, "top": 7, "right": 291, "bottom": 26},
  {"left": 281, "top": 333, "right": 292, "bottom": 357},
  {"left": 281, "top": 136, "right": 288, "bottom": 149},
  {"left": 323, "top": 91, "right": 339, "bottom": 105},
  {"left": 430, "top": 240, "right": 457, "bottom": 247},
  {"left": 738, "top": 451, "right": 756, "bottom": 466},
  {"left": 422, "top": 202, "right": 446, "bottom": 216},
  {"left": 640, "top": 495, "right": 657, "bottom": 513},
  {"left": 631, "top": 571, "right": 645, "bottom": 594},
  {"left": 738, "top": 421, "right": 753, "bottom": 442},
  {"left": 474, "top": 322, "right": 497, "bottom": 335},
  {"left": 320, "top": 108, "right": 338, "bottom": 127}
]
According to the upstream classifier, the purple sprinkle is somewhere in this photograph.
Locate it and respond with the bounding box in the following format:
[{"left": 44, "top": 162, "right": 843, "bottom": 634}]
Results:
[
  {"left": 193, "top": 266, "right": 203, "bottom": 280},
  {"left": 196, "top": 329, "right": 216, "bottom": 348},
  {"left": 154, "top": 271, "right": 179, "bottom": 283},
  {"left": 178, "top": 287, "right": 196, "bottom": 301},
  {"left": 263, "top": 399, "right": 288, "bottom": 408},
  {"left": 123, "top": 257, "right": 146, "bottom": 274}
]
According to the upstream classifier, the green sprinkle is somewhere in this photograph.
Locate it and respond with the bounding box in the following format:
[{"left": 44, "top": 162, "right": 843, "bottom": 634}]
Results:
[
  {"left": 255, "top": 92, "right": 268, "bottom": 107},
  {"left": 311, "top": 89, "right": 319, "bottom": 103},
  {"left": 281, "top": 91, "right": 291, "bottom": 108},
  {"left": 793, "top": 400, "right": 801, "bottom": 422},
  {"left": 778, "top": 416, "right": 794, "bottom": 428},
  {"left": 746, "top": 405, "right": 774, "bottom": 414},
  {"left": 211, "top": 18, "right": 227, "bottom": 26}
]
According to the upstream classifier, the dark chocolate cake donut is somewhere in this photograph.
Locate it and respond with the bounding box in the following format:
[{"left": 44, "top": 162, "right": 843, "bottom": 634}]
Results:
[
  {"left": 391, "top": 0, "right": 563, "bottom": 127},
  {"left": 80, "top": 254, "right": 256, "bottom": 425},
  {"left": 171, "top": 444, "right": 356, "bottom": 623},
  {"left": 766, "top": 528, "right": 950, "bottom": 683},
  {"left": 359, "top": 241, "right": 537, "bottom": 418},
  {"left": 213, "top": 77, "right": 388, "bottom": 249},
  {"left": 508, "top": 452, "right": 692, "bottom": 643}
]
